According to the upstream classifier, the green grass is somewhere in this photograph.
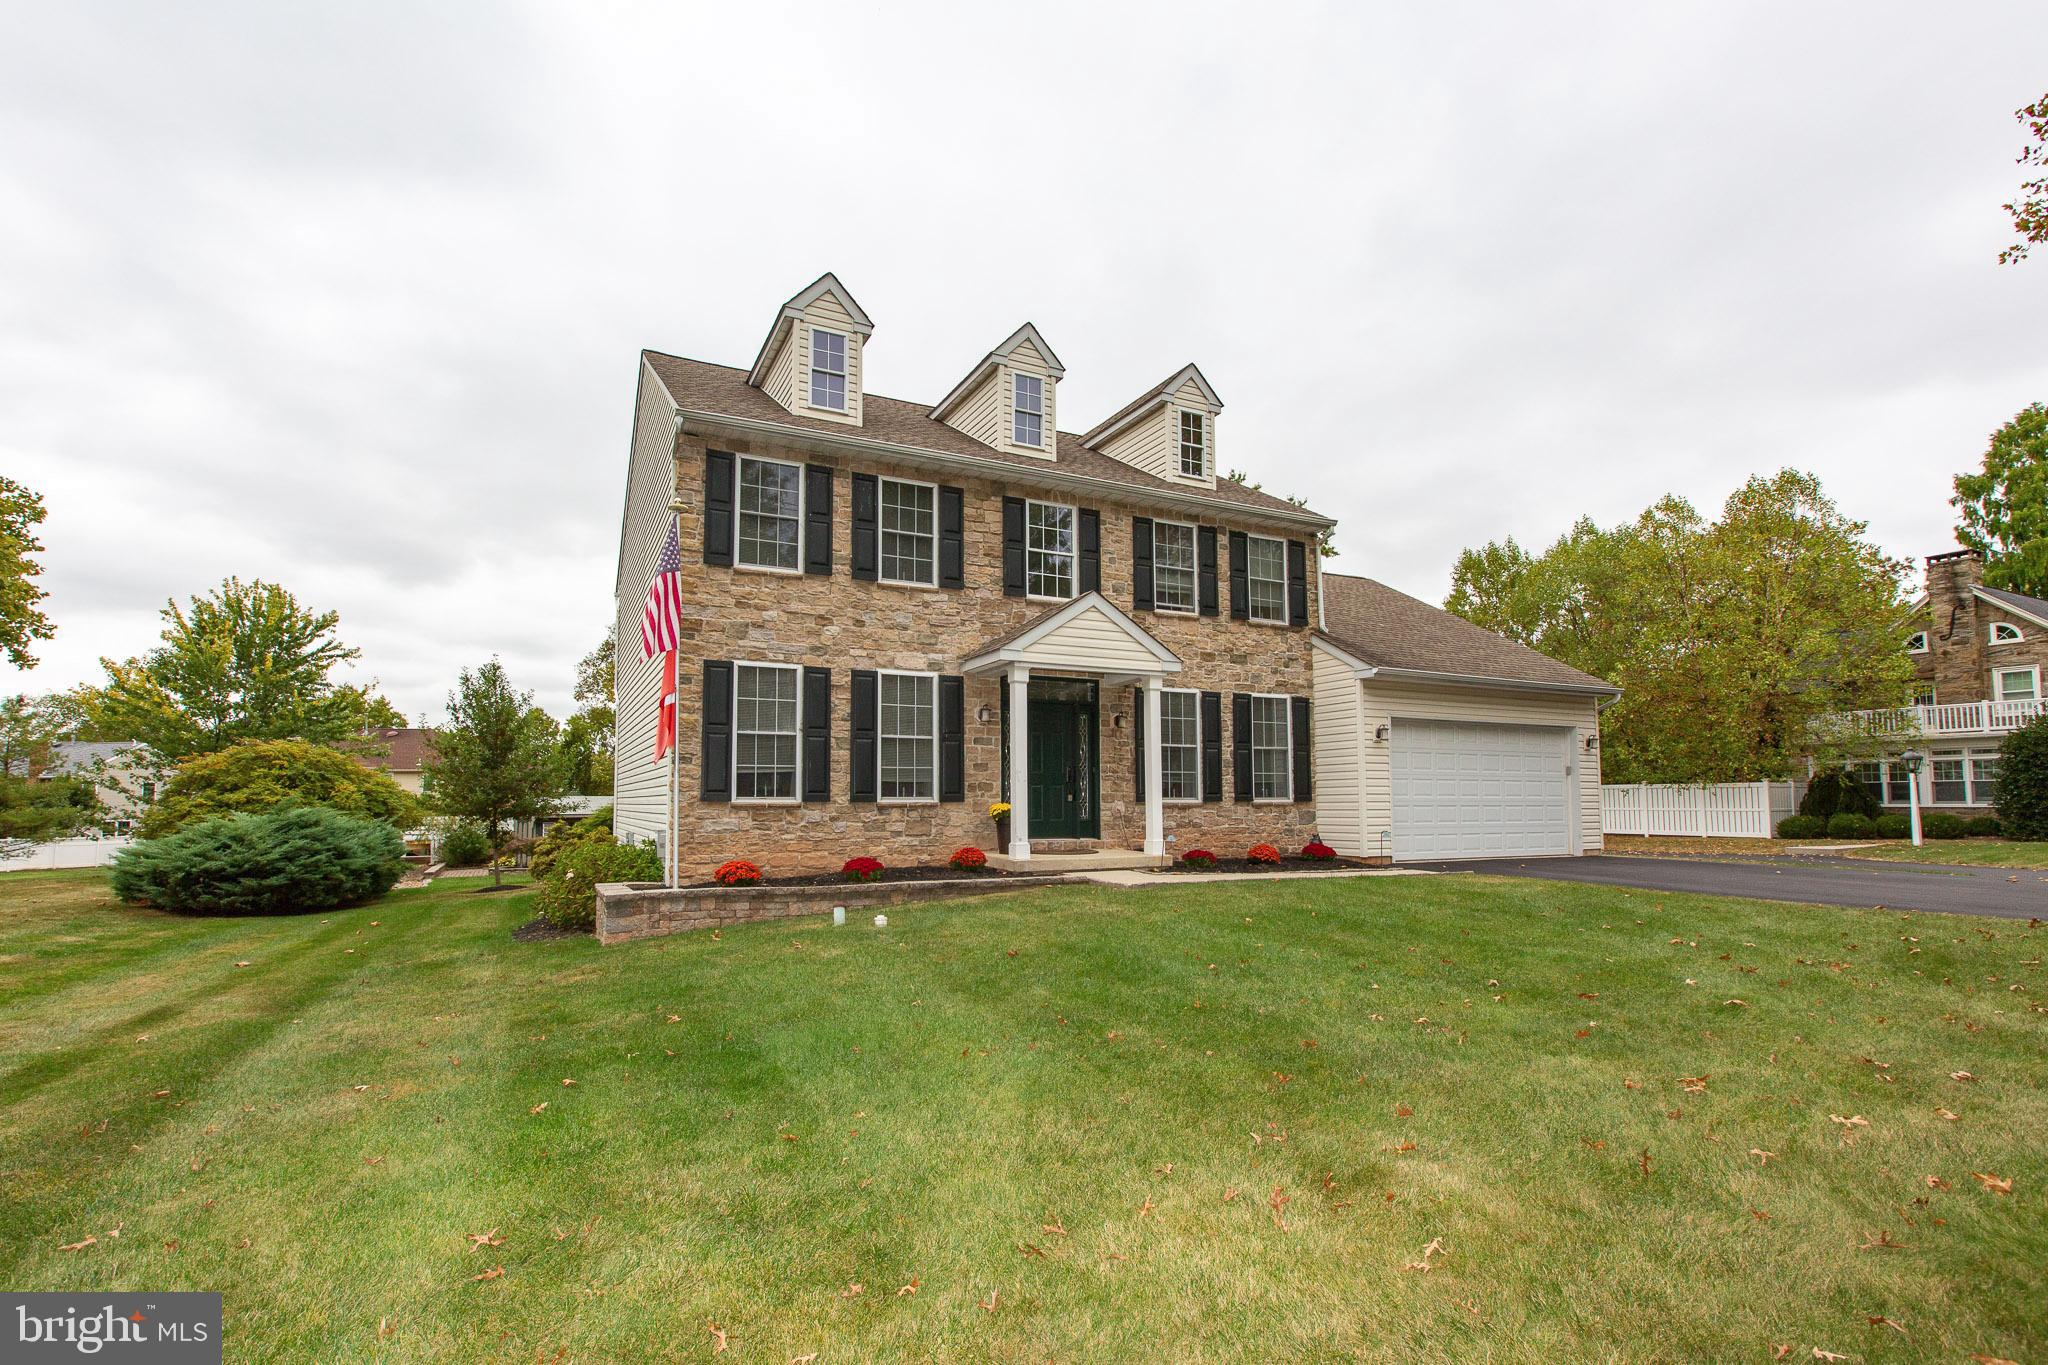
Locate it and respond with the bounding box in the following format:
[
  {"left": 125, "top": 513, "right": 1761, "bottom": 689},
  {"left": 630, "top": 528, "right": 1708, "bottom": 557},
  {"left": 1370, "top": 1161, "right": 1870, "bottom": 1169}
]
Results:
[
  {"left": 2, "top": 868, "right": 2044, "bottom": 1363},
  {"left": 1845, "top": 840, "right": 2048, "bottom": 870}
]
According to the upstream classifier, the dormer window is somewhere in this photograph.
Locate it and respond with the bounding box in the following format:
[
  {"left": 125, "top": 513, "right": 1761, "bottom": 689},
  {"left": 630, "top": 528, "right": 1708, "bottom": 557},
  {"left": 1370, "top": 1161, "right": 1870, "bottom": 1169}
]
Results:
[
  {"left": 1179, "top": 411, "right": 1206, "bottom": 478},
  {"left": 809, "top": 329, "right": 848, "bottom": 411},
  {"left": 1990, "top": 622, "right": 2024, "bottom": 644},
  {"left": 1013, "top": 374, "right": 1044, "bottom": 448},
  {"left": 1905, "top": 631, "right": 1928, "bottom": 653}
]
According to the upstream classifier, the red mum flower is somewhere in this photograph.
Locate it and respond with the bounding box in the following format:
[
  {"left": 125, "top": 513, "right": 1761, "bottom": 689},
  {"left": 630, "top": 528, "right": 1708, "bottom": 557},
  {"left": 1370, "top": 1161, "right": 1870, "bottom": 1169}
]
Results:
[
  {"left": 1246, "top": 843, "right": 1282, "bottom": 864},
  {"left": 714, "top": 859, "right": 762, "bottom": 886},
  {"left": 842, "top": 856, "right": 885, "bottom": 883}
]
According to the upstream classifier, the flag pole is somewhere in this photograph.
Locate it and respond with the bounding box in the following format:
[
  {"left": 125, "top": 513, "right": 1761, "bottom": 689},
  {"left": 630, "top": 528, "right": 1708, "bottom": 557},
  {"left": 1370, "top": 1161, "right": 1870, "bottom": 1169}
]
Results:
[{"left": 667, "top": 681, "right": 680, "bottom": 888}]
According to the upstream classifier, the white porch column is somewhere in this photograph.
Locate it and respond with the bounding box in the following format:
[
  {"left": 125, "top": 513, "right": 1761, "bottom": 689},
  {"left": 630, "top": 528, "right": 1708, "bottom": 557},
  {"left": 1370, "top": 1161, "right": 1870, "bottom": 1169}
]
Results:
[
  {"left": 1007, "top": 667, "right": 1031, "bottom": 860},
  {"left": 1142, "top": 676, "right": 1165, "bottom": 857}
]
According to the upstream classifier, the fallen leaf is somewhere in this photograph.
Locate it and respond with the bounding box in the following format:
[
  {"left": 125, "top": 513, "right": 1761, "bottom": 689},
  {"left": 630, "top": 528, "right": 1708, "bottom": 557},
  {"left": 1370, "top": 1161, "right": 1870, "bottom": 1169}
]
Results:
[
  {"left": 1971, "top": 1171, "right": 2013, "bottom": 1196},
  {"left": 1971, "top": 1355, "right": 2020, "bottom": 1365},
  {"left": 1935, "top": 1107, "right": 1960, "bottom": 1121},
  {"left": 470, "top": 1266, "right": 504, "bottom": 1282},
  {"left": 840, "top": 1281, "right": 863, "bottom": 1298},
  {"left": 1041, "top": 1219, "right": 1066, "bottom": 1237},
  {"left": 466, "top": 1229, "right": 503, "bottom": 1251},
  {"left": 1951, "top": 1070, "right": 1977, "bottom": 1082},
  {"left": 1401, "top": 1237, "right": 1445, "bottom": 1272},
  {"left": 1017, "top": 1242, "right": 1046, "bottom": 1258},
  {"left": 1867, "top": 1315, "right": 1907, "bottom": 1335},
  {"left": 234, "top": 961, "right": 251, "bottom": 968},
  {"left": 895, "top": 1278, "right": 919, "bottom": 1296},
  {"left": 1813, "top": 1351, "right": 1848, "bottom": 1362},
  {"left": 1925, "top": 1176, "right": 1950, "bottom": 1190},
  {"left": 1222, "top": 1187, "right": 1240, "bottom": 1203},
  {"left": 706, "top": 1320, "right": 728, "bottom": 1354},
  {"left": 979, "top": 1289, "right": 999, "bottom": 1313},
  {"left": 561, "top": 1078, "right": 577, "bottom": 1087},
  {"left": 59, "top": 1235, "right": 96, "bottom": 1252},
  {"left": 531, "top": 1102, "right": 548, "bottom": 1115},
  {"left": 1395, "top": 1104, "right": 1414, "bottom": 1118},
  {"left": 1750, "top": 1149, "right": 1776, "bottom": 1165}
]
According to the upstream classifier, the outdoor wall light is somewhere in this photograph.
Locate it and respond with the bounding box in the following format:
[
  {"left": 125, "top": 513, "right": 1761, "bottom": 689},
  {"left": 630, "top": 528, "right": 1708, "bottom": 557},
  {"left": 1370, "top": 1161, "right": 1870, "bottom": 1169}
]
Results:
[
  {"left": 1374, "top": 724, "right": 1390, "bottom": 742},
  {"left": 976, "top": 705, "right": 994, "bottom": 724},
  {"left": 1585, "top": 734, "right": 1599, "bottom": 751},
  {"left": 1112, "top": 713, "right": 1125, "bottom": 729}
]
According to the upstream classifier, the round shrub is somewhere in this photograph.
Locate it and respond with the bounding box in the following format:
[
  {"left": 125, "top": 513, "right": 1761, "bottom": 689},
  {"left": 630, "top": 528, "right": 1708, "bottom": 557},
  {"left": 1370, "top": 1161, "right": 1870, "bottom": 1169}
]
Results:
[
  {"left": 1301, "top": 841, "right": 1336, "bottom": 861},
  {"left": 1826, "top": 813, "right": 1874, "bottom": 839},
  {"left": 1182, "top": 848, "right": 1218, "bottom": 868},
  {"left": 529, "top": 821, "right": 612, "bottom": 881},
  {"left": 1798, "top": 768, "right": 1880, "bottom": 824},
  {"left": 1873, "top": 813, "right": 1911, "bottom": 839},
  {"left": 438, "top": 821, "right": 490, "bottom": 867},
  {"left": 842, "top": 856, "right": 884, "bottom": 884},
  {"left": 1994, "top": 716, "right": 2048, "bottom": 840},
  {"left": 1963, "top": 814, "right": 2002, "bottom": 838},
  {"left": 1776, "top": 814, "right": 1825, "bottom": 840},
  {"left": 949, "top": 847, "right": 986, "bottom": 871},
  {"left": 110, "top": 806, "right": 404, "bottom": 916},
  {"left": 140, "top": 739, "right": 421, "bottom": 840},
  {"left": 531, "top": 837, "right": 664, "bottom": 932},
  {"left": 714, "top": 859, "right": 762, "bottom": 886},
  {"left": 1921, "top": 812, "right": 1967, "bottom": 840},
  {"left": 1246, "top": 843, "right": 1282, "bottom": 865}
]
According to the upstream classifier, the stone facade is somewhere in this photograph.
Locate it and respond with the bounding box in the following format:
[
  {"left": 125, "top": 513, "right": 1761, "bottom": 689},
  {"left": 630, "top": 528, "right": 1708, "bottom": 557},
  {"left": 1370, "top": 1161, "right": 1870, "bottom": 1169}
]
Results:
[
  {"left": 1913, "top": 550, "right": 2048, "bottom": 703},
  {"left": 661, "top": 428, "right": 1325, "bottom": 879},
  {"left": 595, "top": 875, "right": 1073, "bottom": 944}
]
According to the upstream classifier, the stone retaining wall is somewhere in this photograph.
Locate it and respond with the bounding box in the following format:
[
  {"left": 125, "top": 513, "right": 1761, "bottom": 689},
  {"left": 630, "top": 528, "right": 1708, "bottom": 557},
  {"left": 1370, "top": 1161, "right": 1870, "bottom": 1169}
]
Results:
[{"left": 594, "top": 875, "right": 1074, "bottom": 945}]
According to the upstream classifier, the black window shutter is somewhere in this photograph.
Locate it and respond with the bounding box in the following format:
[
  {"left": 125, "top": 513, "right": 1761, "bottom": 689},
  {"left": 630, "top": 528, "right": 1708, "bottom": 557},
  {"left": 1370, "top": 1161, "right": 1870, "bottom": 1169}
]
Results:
[
  {"left": 851, "top": 473, "right": 879, "bottom": 582},
  {"left": 849, "top": 669, "right": 878, "bottom": 802},
  {"left": 700, "top": 660, "right": 732, "bottom": 801},
  {"left": 1228, "top": 530, "right": 1249, "bottom": 620},
  {"left": 939, "top": 675, "right": 965, "bottom": 801},
  {"left": 804, "top": 466, "right": 833, "bottom": 575},
  {"left": 1231, "top": 692, "right": 1253, "bottom": 801},
  {"left": 1287, "top": 540, "right": 1309, "bottom": 627},
  {"left": 1132, "top": 518, "right": 1154, "bottom": 612},
  {"left": 1291, "top": 695, "right": 1312, "bottom": 801},
  {"left": 1132, "top": 685, "right": 1145, "bottom": 799},
  {"left": 1079, "top": 508, "right": 1100, "bottom": 594},
  {"left": 802, "top": 667, "right": 831, "bottom": 802},
  {"left": 939, "top": 486, "right": 965, "bottom": 589},
  {"left": 704, "top": 450, "right": 735, "bottom": 566},
  {"left": 1198, "top": 527, "right": 1219, "bottom": 617},
  {"left": 1200, "top": 692, "right": 1223, "bottom": 802},
  {"left": 1001, "top": 497, "right": 1026, "bottom": 597}
]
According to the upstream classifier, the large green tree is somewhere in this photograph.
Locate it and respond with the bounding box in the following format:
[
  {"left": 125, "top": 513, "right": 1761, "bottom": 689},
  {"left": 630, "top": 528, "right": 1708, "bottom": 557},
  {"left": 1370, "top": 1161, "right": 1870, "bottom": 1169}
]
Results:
[
  {"left": 139, "top": 738, "right": 421, "bottom": 840},
  {"left": 561, "top": 628, "right": 615, "bottom": 794},
  {"left": 0, "top": 476, "right": 56, "bottom": 669},
  {"left": 86, "top": 578, "right": 367, "bottom": 759},
  {"left": 1998, "top": 92, "right": 2047, "bottom": 265},
  {"left": 423, "top": 660, "right": 567, "bottom": 887},
  {"left": 1952, "top": 402, "right": 2048, "bottom": 598},
  {"left": 1447, "top": 470, "right": 1914, "bottom": 784}
]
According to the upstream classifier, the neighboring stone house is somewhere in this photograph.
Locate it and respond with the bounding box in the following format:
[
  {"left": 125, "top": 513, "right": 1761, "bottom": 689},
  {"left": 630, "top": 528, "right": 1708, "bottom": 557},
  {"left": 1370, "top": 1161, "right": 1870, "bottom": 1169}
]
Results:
[
  {"left": 613, "top": 274, "right": 1607, "bottom": 877},
  {"left": 1835, "top": 548, "right": 2048, "bottom": 812}
]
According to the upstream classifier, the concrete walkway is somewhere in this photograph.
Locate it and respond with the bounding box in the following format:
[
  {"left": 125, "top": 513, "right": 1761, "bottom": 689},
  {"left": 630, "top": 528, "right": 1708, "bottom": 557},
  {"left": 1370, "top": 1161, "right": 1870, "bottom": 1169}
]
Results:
[{"left": 1076, "top": 866, "right": 1432, "bottom": 887}]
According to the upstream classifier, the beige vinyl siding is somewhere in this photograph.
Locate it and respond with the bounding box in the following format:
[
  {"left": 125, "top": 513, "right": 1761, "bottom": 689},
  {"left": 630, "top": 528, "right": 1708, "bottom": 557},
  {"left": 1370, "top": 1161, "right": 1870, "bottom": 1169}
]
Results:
[
  {"left": 613, "top": 361, "right": 682, "bottom": 851},
  {"left": 1311, "top": 645, "right": 1366, "bottom": 854},
  {"left": 997, "top": 341, "right": 1057, "bottom": 460},
  {"left": 1014, "top": 605, "right": 1165, "bottom": 672},
  {"left": 945, "top": 369, "right": 1003, "bottom": 448},
  {"left": 1097, "top": 406, "right": 1175, "bottom": 481},
  {"left": 795, "top": 293, "right": 864, "bottom": 426},
  {"left": 1352, "top": 678, "right": 1604, "bottom": 857},
  {"left": 762, "top": 329, "right": 797, "bottom": 410}
]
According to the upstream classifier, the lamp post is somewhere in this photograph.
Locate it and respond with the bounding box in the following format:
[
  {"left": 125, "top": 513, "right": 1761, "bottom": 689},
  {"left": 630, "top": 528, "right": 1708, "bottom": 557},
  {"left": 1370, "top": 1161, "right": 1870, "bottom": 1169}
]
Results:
[{"left": 1900, "top": 749, "right": 1926, "bottom": 848}]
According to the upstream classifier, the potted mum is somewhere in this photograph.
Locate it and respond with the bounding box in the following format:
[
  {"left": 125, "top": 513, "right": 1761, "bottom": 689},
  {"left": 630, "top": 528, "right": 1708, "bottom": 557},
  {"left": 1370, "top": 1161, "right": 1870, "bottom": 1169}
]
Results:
[{"left": 989, "top": 801, "right": 1012, "bottom": 848}]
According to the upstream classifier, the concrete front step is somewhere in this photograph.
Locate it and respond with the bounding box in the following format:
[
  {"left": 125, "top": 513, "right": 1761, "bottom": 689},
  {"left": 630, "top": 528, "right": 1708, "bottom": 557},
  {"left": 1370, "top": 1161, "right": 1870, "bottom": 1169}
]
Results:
[{"left": 986, "top": 849, "right": 1172, "bottom": 872}]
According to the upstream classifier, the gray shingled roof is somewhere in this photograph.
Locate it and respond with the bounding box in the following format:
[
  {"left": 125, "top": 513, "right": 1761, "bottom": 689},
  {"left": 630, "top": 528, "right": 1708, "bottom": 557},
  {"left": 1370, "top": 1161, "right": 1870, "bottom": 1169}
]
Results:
[
  {"left": 1977, "top": 584, "right": 2048, "bottom": 625},
  {"left": 641, "top": 352, "right": 1325, "bottom": 524},
  {"left": 1318, "top": 573, "right": 1617, "bottom": 693}
]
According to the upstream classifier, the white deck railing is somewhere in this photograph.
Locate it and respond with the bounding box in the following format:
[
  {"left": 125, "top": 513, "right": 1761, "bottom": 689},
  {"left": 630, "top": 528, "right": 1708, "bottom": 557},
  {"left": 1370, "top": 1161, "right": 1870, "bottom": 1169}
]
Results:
[
  {"left": 1601, "top": 781, "right": 1803, "bottom": 840},
  {"left": 1831, "top": 698, "right": 2046, "bottom": 739}
]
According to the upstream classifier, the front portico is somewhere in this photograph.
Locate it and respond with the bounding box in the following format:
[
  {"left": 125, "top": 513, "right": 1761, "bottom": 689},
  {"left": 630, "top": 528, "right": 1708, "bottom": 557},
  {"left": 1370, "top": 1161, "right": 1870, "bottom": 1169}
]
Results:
[{"left": 962, "top": 592, "right": 1181, "bottom": 865}]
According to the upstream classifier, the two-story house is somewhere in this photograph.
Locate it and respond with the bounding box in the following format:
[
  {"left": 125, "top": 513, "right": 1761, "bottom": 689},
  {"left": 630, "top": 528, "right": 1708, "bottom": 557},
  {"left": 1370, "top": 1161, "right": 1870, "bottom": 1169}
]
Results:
[
  {"left": 613, "top": 274, "right": 1612, "bottom": 878},
  {"left": 1836, "top": 548, "right": 2048, "bottom": 811}
]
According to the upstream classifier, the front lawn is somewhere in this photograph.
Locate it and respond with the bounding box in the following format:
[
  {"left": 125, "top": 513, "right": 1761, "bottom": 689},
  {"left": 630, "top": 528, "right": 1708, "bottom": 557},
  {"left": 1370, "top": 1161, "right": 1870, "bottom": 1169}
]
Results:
[
  {"left": 1606, "top": 832, "right": 2048, "bottom": 870},
  {"left": 2, "top": 868, "right": 2042, "bottom": 1362},
  {"left": 1845, "top": 840, "right": 2048, "bottom": 870}
]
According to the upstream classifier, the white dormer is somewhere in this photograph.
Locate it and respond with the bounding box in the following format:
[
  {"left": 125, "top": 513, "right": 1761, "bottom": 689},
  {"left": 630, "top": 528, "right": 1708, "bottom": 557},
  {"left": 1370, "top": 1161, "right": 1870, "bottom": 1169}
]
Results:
[
  {"left": 1079, "top": 364, "right": 1222, "bottom": 489},
  {"left": 747, "top": 272, "right": 873, "bottom": 427},
  {"left": 930, "top": 323, "right": 1065, "bottom": 460}
]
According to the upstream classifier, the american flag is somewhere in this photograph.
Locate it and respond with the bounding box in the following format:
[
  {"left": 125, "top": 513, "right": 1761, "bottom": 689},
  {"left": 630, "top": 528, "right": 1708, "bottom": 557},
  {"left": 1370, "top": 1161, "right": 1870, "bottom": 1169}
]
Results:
[{"left": 639, "top": 516, "right": 682, "bottom": 660}]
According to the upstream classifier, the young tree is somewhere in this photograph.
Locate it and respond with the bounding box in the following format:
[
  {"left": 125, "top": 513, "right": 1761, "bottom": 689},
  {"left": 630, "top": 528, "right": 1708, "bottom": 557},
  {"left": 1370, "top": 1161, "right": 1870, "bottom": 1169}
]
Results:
[
  {"left": 1446, "top": 470, "right": 1913, "bottom": 783},
  {"left": 1952, "top": 402, "right": 2048, "bottom": 598},
  {"left": 1997, "top": 92, "right": 2048, "bottom": 265},
  {"left": 562, "top": 628, "right": 616, "bottom": 793},
  {"left": 423, "top": 660, "right": 567, "bottom": 887},
  {"left": 87, "top": 578, "right": 365, "bottom": 759},
  {"left": 0, "top": 476, "right": 56, "bottom": 669}
]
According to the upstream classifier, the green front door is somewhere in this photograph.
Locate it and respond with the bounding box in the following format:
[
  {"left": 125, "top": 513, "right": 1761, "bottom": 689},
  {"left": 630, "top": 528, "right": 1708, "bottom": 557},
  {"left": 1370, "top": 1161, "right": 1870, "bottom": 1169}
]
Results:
[{"left": 1025, "top": 687, "right": 1098, "bottom": 840}]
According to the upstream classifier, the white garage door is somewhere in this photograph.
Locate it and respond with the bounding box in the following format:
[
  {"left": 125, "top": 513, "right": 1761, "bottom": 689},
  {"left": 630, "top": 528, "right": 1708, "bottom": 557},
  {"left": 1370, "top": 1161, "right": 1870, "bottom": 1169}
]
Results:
[{"left": 1390, "top": 719, "right": 1572, "bottom": 860}]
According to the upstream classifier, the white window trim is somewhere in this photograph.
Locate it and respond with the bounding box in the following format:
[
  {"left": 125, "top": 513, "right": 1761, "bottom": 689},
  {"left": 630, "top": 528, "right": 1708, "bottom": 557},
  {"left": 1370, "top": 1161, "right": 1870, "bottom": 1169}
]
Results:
[
  {"left": 1994, "top": 665, "right": 2040, "bottom": 703},
  {"left": 1927, "top": 750, "right": 1974, "bottom": 806},
  {"left": 1012, "top": 372, "right": 1045, "bottom": 449},
  {"left": 1151, "top": 519, "right": 1199, "bottom": 615},
  {"left": 1249, "top": 692, "right": 1293, "bottom": 803},
  {"left": 731, "top": 661, "right": 802, "bottom": 806},
  {"left": 808, "top": 326, "right": 850, "bottom": 413},
  {"left": 1905, "top": 631, "right": 1929, "bottom": 653},
  {"left": 877, "top": 474, "right": 940, "bottom": 589},
  {"left": 1157, "top": 687, "right": 1203, "bottom": 803},
  {"left": 1177, "top": 409, "right": 1207, "bottom": 480},
  {"left": 1245, "top": 533, "right": 1289, "bottom": 626},
  {"left": 1990, "top": 622, "right": 2025, "bottom": 644},
  {"left": 876, "top": 667, "right": 940, "bottom": 805},
  {"left": 1024, "top": 499, "right": 1079, "bottom": 603},
  {"left": 734, "top": 454, "right": 805, "bottom": 576}
]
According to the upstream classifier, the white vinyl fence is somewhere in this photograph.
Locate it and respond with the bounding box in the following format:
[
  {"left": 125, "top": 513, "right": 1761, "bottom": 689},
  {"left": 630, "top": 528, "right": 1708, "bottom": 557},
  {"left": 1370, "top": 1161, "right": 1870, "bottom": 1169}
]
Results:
[
  {"left": 0, "top": 836, "right": 133, "bottom": 870},
  {"left": 1601, "top": 781, "right": 1804, "bottom": 840}
]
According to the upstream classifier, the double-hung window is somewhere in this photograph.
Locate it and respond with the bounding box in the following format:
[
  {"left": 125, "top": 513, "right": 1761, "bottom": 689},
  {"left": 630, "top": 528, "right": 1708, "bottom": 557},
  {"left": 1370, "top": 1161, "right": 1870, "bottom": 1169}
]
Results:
[
  {"left": 1246, "top": 534, "right": 1287, "bottom": 624},
  {"left": 1160, "top": 689, "right": 1200, "bottom": 801},
  {"left": 1013, "top": 374, "right": 1044, "bottom": 448},
  {"left": 1026, "top": 501, "right": 1076, "bottom": 599},
  {"left": 1885, "top": 759, "right": 1915, "bottom": 804},
  {"left": 809, "top": 329, "right": 847, "bottom": 411},
  {"left": 1931, "top": 753, "right": 1968, "bottom": 804},
  {"left": 1853, "top": 761, "right": 1884, "bottom": 805},
  {"left": 879, "top": 478, "right": 936, "bottom": 586},
  {"left": 1996, "top": 666, "right": 2039, "bottom": 703},
  {"left": 879, "top": 671, "right": 937, "bottom": 801},
  {"left": 733, "top": 663, "right": 800, "bottom": 801},
  {"left": 1153, "top": 521, "right": 1197, "bottom": 613},
  {"left": 737, "top": 456, "right": 801, "bottom": 571},
  {"left": 1178, "top": 411, "right": 1206, "bottom": 478},
  {"left": 1250, "top": 695, "right": 1292, "bottom": 801},
  {"left": 1970, "top": 754, "right": 2001, "bottom": 806}
]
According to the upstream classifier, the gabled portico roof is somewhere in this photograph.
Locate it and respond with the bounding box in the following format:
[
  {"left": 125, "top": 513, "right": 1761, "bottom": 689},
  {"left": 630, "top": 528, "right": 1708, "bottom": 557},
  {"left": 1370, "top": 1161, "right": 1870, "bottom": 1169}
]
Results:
[{"left": 961, "top": 592, "right": 1182, "bottom": 679}]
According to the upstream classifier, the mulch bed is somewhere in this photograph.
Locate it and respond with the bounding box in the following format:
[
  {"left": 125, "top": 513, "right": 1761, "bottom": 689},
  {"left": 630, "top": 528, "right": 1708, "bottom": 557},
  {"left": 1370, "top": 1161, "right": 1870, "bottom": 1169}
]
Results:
[
  {"left": 683, "top": 865, "right": 1028, "bottom": 890},
  {"left": 513, "top": 917, "right": 587, "bottom": 941},
  {"left": 1161, "top": 856, "right": 1380, "bottom": 874}
]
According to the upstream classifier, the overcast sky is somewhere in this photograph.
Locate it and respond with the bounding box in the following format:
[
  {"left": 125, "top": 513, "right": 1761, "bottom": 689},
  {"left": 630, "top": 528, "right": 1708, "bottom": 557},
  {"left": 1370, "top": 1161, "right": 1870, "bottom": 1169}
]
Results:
[{"left": 3, "top": 3, "right": 2043, "bottom": 725}]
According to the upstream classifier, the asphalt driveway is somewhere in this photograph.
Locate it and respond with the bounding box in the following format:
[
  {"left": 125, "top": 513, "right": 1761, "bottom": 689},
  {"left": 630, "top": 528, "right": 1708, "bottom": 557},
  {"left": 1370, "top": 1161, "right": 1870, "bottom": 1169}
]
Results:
[{"left": 1411, "top": 853, "right": 2048, "bottom": 920}]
